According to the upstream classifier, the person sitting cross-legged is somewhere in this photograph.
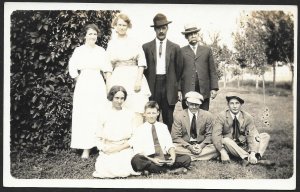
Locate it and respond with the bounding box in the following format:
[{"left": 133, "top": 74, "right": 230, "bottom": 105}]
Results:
[
  {"left": 129, "top": 101, "right": 191, "bottom": 175},
  {"left": 212, "top": 93, "right": 275, "bottom": 166},
  {"left": 171, "top": 91, "right": 219, "bottom": 161}
]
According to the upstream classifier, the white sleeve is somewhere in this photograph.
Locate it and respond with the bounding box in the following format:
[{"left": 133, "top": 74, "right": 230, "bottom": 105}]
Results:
[
  {"left": 101, "top": 49, "right": 113, "bottom": 73},
  {"left": 137, "top": 44, "right": 147, "bottom": 68},
  {"left": 68, "top": 48, "right": 80, "bottom": 78}
]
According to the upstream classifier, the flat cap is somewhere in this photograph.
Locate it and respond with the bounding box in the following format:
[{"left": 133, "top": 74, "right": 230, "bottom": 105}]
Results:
[{"left": 185, "top": 91, "right": 204, "bottom": 105}]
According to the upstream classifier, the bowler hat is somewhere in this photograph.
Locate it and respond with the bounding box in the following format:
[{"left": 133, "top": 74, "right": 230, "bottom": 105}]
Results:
[
  {"left": 185, "top": 91, "right": 204, "bottom": 105},
  {"left": 181, "top": 23, "right": 200, "bottom": 35},
  {"left": 226, "top": 95, "right": 244, "bottom": 104},
  {"left": 151, "top": 13, "right": 172, "bottom": 27}
]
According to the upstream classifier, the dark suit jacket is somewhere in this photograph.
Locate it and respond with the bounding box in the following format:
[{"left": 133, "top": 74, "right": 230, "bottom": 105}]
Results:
[
  {"left": 212, "top": 109, "right": 260, "bottom": 152},
  {"left": 180, "top": 45, "right": 219, "bottom": 99},
  {"left": 142, "top": 39, "right": 182, "bottom": 105},
  {"left": 171, "top": 109, "right": 214, "bottom": 148}
]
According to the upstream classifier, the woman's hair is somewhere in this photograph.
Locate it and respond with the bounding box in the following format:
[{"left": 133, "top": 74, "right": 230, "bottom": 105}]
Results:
[
  {"left": 144, "top": 101, "right": 160, "bottom": 111},
  {"left": 112, "top": 13, "right": 132, "bottom": 29},
  {"left": 107, "top": 85, "right": 128, "bottom": 101},
  {"left": 83, "top": 23, "right": 100, "bottom": 36}
]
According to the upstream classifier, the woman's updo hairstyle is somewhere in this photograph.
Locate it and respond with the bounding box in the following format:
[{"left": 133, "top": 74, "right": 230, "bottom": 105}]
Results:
[
  {"left": 112, "top": 13, "right": 132, "bottom": 29},
  {"left": 83, "top": 23, "right": 100, "bottom": 36},
  {"left": 107, "top": 85, "right": 128, "bottom": 101}
]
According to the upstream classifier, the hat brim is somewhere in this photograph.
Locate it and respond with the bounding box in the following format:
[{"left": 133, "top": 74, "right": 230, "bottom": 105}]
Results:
[
  {"left": 226, "top": 96, "right": 244, "bottom": 104},
  {"left": 186, "top": 98, "right": 202, "bottom": 105},
  {"left": 181, "top": 29, "right": 200, "bottom": 35},
  {"left": 150, "top": 21, "right": 172, "bottom": 27}
]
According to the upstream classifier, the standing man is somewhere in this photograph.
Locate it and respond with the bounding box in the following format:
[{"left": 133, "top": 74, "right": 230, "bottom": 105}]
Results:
[
  {"left": 171, "top": 91, "right": 219, "bottom": 161},
  {"left": 212, "top": 94, "right": 274, "bottom": 166},
  {"left": 143, "top": 13, "right": 182, "bottom": 131},
  {"left": 180, "top": 24, "right": 219, "bottom": 111}
]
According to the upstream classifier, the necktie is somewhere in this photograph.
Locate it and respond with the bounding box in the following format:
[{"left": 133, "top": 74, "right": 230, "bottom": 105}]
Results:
[
  {"left": 151, "top": 124, "right": 165, "bottom": 160},
  {"left": 159, "top": 41, "right": 163, "bottom": 58},
  {"left": 232, "top": 115, "right": 240, "bottom": 141},
  {"left": 190, "top": 114, "right": 197, "bottom": 139}
]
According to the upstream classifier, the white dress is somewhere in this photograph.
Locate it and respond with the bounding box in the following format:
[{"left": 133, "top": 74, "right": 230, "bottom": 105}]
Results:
[
  {"left": 93, "top": 106, "right": 140, "bottom": 178},
  {"left": 68, "top": 45, "right": 112, "bottom": 149},
  {"left": 107, "top": 36, "right": 151, "bottom": 113}
]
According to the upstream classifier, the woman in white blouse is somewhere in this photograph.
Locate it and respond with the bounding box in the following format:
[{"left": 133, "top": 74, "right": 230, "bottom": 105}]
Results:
[
  {"left": 106, "top": 13, "right": 151, "bottom": 127},
  {"left": 93, "top": 85, "right": 140, "bottom": 178},
  {"left": 68, "top": 24, "right": 112, "bottom": 158}
]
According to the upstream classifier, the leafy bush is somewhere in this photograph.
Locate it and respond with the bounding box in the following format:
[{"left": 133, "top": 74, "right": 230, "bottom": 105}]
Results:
[{"left": 10, "top": 10, "right": 119, "bottom": 153}]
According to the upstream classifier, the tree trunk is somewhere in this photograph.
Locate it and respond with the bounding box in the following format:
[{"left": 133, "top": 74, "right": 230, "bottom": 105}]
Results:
[
  {"left": 223, "top": 66, "right": 226, "bottom": 88},
  {"left": 262, "top": 73, "right": 266, "bottom": 104},
  {"left": 241, "top": 68, "right": 243, "bottom": 87},
  {"left": 255, "top": 75, "right": 259, "bottom": 89},
  {"left": 273, "top": 62, "right": 276, "bottom": 88},
  {"left": 291, "top": 64, "right": 294, "bottom": 93},
  {"left": 237, "top": 75, "right": 240, "bottom": 88}
]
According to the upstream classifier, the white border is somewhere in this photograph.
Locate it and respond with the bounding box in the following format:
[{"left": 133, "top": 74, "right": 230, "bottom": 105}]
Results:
[{"left": 3, "top": 2, "right": 297, "bottom": 189}]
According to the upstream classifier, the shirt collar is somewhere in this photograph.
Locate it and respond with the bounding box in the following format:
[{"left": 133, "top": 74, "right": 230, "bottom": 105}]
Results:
[
  {"left": 189, "top": 44, "right": 198, "bottom": 50},
  {"left": 188, "top": 109, "right": 198, "bottom": 119},
  {"left": 156, "top": 38, "right": 167, "bottom": 45},
  {"left": 145, "top": 121, "right": 156, "bottom": 127},
  {"left": 230, "top": 111, "right": 240, "bottom": 119}
]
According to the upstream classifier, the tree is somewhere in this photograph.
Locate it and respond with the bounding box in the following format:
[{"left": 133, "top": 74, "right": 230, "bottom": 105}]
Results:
[
  {"left": 10, "top": 10, "right": 119, "bottom": 152},
  {"left": 233, "top": 11, "right": 268, "bottom": 89},
  {"left": 249, "top": 11, "right": 294, "bottom": 88}
]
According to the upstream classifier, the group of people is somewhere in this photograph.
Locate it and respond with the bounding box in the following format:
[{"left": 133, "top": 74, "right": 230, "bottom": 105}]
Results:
[{"left": 68, "top": 13, "right": 274, "bottom": 178}]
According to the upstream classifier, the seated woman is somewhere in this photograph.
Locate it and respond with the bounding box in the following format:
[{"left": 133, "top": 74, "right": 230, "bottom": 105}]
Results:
[{"left": 93, "top": 85, "right": 140, "bottom": 178}]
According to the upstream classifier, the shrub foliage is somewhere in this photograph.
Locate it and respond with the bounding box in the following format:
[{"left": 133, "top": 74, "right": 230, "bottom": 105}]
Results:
[{"left": 10, "top": 10, "right": 119, "bottom": 153}]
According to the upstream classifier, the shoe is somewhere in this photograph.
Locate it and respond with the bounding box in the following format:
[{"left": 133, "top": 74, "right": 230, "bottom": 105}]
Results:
[
  {"left": 241, "top": 159, "right": 250, "bottom": 167},
  {"left": 81, "top": 149, "right": 90, "bottom": 159},
  {"left": 142, "top": 170, "right": 150, "bottom": 176},
  {"left": 257, "top": 160, "right": 275, "bottom": 166},
  {"left": 167, "top": 167, "right": 188, "bottom": 175},
  {"left": 222, "top": 160, "right": 231, "bottom": 164}
]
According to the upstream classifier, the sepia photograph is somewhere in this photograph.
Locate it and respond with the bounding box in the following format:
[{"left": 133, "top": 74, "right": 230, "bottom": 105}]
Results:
[{"left": 3, "top": 1, "right": 297, "bottom": 189}]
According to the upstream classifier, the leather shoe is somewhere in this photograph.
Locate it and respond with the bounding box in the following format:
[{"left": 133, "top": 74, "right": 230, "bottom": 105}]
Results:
[
  {"left": 167, "top": 167, "right": 188, "bottom": 175},
  {"left": 257, "top": 160, "right": 275, "bottom": 166},
  {"left": 241, "top": 159, "right": 250, "bottom": 167},
  {"left": 142, "top": 170, "right": 150, "bottom": 176}
]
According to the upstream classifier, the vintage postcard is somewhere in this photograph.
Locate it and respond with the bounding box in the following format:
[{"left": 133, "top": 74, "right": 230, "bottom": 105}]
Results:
[{"left": 3, "top": 2, "right": 297, "bottom": 189}]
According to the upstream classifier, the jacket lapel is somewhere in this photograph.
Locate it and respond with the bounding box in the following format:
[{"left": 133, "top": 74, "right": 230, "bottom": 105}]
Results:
[
  {"left": 226, "top": 110, "right": 233, "bottom": 130},
  {"left": 183, "top": 110, "right": 191, "bottom": 137},
  {"left": 165, "top": 40, "right": 171, "bottom": 72},
  {"left": 184, "top": 45, "right": 195, "bottom": 58},
  {"left": 238, "top": 111, "right": 245, "bottom": 131},
  {"left": 150, "top": 39, "right": 157, "bottom": 68},
  {"left": 196, "top": 109, "right": 203, "bottom": 135},
  {"left": 195, "top": 45, "right": 204, "bottom": 60}
]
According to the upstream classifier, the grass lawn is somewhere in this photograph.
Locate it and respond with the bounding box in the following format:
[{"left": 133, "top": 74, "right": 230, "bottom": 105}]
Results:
[{"left": 10, "top": 86, "right": 294, "bottom": 179}]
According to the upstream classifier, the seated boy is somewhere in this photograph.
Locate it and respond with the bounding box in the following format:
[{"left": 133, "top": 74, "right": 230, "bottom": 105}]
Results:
[{"left": 129, "top": 101, "right": 191, "bottom": 175}]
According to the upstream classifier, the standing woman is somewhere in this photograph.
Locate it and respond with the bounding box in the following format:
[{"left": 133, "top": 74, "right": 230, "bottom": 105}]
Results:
[
  {"left": 68, "top": 24, "right": 112, "bottom": 158},
  {"left": 106, "top": 13, "right": 151, "bottom": 127}
]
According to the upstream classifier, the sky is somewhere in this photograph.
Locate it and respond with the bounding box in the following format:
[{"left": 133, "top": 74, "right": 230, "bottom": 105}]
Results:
[
  {"left": 123, "top": 5, "right": 242, "bottom": 50},
  {"left": 5, "top": 3, "right": 296, "bottom": 51},
  {"left": 115, "top": 4, "right": 296, "bottom": 51}
]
